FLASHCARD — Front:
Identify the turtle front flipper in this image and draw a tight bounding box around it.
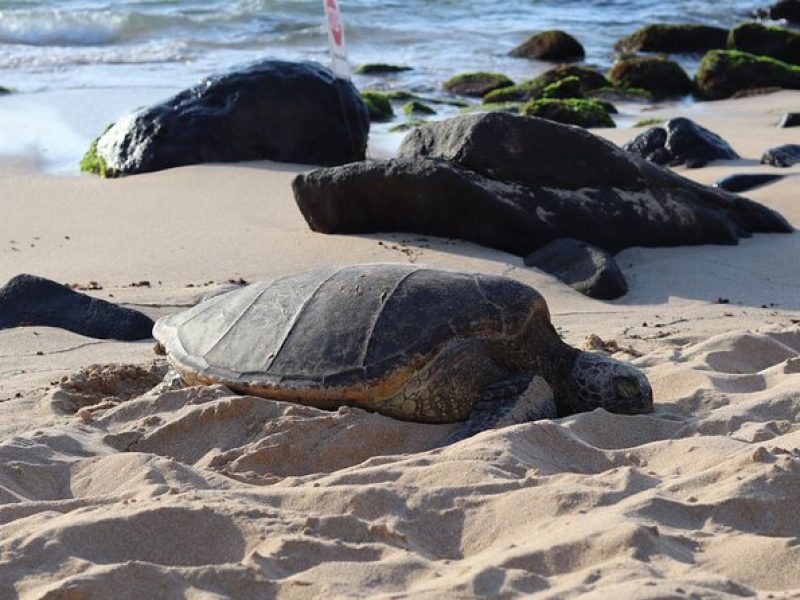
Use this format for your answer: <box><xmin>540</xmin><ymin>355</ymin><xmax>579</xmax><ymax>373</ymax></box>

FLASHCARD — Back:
<box><xmin>438</xmin><ymin>376</ymin><xmax>557</xmax><ymax>445</ymax></box>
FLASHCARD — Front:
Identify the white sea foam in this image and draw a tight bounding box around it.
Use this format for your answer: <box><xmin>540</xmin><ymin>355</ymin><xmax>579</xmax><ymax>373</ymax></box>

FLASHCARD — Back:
<box><xmin>0</xmin><ymin>10</ymin><xmax>127</xmax><ymax>46</ymax></box>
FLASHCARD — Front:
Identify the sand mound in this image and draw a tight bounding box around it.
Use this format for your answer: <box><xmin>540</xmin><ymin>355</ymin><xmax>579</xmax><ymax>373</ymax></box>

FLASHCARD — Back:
<box><xmin>1</xmin><ymin>328</ymin><xmax>799</xmax><ymax>597</ymax></box>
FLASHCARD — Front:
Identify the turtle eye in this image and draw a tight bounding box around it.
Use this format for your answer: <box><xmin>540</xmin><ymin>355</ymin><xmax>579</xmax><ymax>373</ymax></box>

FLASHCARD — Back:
<box><xmin>613</xmin><ymin>376</ymin><xmax>640</xmax><ymax>399</ymax></box>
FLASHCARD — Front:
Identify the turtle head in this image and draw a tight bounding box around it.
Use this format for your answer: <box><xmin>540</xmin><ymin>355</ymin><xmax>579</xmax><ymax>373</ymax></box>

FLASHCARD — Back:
<box><xmin>564</xmin><ymin>351</ymin><xmax>653</xmax><ymax>416</ymax></box>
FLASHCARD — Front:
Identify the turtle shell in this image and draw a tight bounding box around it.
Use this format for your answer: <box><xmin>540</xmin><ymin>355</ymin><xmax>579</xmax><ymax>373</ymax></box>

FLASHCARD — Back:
<box><xmin>153</xmin><ymin>264</ymin><xmax>549</xmax><ymax>404</ymax></box>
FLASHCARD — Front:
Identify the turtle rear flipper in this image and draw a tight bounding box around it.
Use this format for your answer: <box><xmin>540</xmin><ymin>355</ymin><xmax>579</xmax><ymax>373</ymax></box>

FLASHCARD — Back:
<box><xmin>438</xmin><ymin>376</ymin><xmax>556</xmax><ymax>445</ymax></box>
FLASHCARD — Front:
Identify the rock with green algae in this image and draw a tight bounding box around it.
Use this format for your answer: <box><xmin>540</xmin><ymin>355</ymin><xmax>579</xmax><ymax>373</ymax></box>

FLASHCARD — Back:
<box><xmin>727</xmin><ymin>22</ymin><xmax>800</xmax><ymax>66</ymax></box>
<box><xmin>587</xmin><ymin>86</ymin><xmax>653</xmax><ymax>103</ymax></box>
<box><xmin>615</xmin><ymin>24</ymin><xmax>728</xmax><ymax>53</ymax></box>
<box><xmin>402</xmin><ymin>100</ymin><xmax>436</xmax><ymax>116</ymax></box>
<box><xmin>388</xmin><ymin>119</ymin><xmax>428</xmax><ymax>133</ymax></box>
<box><xmin>442</xmin><ymin>72</ymin><xmax>514</xmax><ymax>97</ymax></box>
<box><xmin>522</xmin><ymin>98</ymin><xmax>615</xmax><ymax>128</ymax></box>
<box><xmin>541</xmin><ymin>76</ymin><xmax>584</xmax><ymax>99</ymax></box>
<box><xmin>355</xmin><ymin>63</ymin><xmax>412</xmax><ymax>74</ymax></box>
<box><xmin>361</xmin><ymin>91</ymin><xmax>395</xmax><ymax>122</ymax></box>
<box><xmin>509</xmin><ymin>30</ymin><xmax>585</xmax><ymax>61</ymax></box>
<box><xmin>607</xmin><ymin>56</ymin><xmax>693</xmax><ymax>99</ymax></box>
<box><xmin>483</xmin><ymin>65</ymin><xmax>610</xmax><ymax>104</ymax></box>
<box><xmin>695</xmin><ymin>49</ymin><xmax>800</xmax><ymax>99</ymax></box>
<box><xmin>80</xmin><ymin>124</ymin><xmax>114</xmax><ymax>177</ymax></box>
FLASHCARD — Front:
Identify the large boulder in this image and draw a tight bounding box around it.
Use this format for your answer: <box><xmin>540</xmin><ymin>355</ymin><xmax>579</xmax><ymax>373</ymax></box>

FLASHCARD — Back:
<box><xmin>752</xmin><ymin>0</ymin><xmax>800</xmax><ymax>23</ymax></box>
<box><xmin>728</xmin><ymin>23</ymin><xmax>800</xmax><ymax>65</ymax></box>
<box><xmin>615</xmin><ymin>24</ymin><xmax>729</xmax><ymax>53</ymax></box>
<box><xmin>0</xmin><ymin>274</ymin><xmax>154</xmax><ymax>340</ymax></box>
<box><xmin>607</xmin><ymin>56</ymin><xmax>693</xmax><ymax>99</ymax></box>
<box><xmin>761</xmin><ymin>144</ymin><xmax>800</xmax><ymax>167</ymax></box>
<box><xmin>509</xmin><ymin>30</ymin><xmax>585</xmax><ymax>62</ymax></box>
<box><xmin>292</xmin><ymin>113</ymin><xmax>790</xmax><ymax>256</ymax></box>
<box><xmin>623</xmin><ymin>117</ymin><xmax>739</xmax><ymax>168</ymax></box>
<box><xmin>82</xmin><ymin>60</ymin><xmax>369</xmax><ymax>177</ymax></box>
<box><xmin>695</xmin><ymin>50</ymin><xmax>800</xmax><ymax>99</ymax></box>
<box><xmin>523</xmin><ymin>239</ymin><xmax>628</xmax><ymax>300</ymax></box>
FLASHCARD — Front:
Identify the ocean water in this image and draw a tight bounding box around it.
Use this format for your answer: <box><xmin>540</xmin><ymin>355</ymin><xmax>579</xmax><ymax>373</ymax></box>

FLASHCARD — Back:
<box><xmin>0</xmin><ymin>0</ymin><xmax>779</xmax><ymax>171</ymax></box>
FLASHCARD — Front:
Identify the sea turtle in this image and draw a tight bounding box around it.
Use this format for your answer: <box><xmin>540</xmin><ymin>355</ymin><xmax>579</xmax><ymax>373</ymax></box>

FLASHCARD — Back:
<box><xmin>153</xmin><ymin>264</ymin><xmax>653</xmax><ymax>442</ymax></box>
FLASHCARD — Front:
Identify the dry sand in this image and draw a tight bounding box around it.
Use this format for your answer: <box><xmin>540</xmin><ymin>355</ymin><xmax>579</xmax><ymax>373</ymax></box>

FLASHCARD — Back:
<box><xmin>0</xmin><ymin>91</ymin><xmax>799</xmax><ymax>599</ymax></box>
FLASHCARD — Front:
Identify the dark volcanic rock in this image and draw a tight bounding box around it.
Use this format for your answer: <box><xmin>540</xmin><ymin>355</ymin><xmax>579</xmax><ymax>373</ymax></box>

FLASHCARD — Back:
<box><xmin>615</xmin><ymin>24</ymin><xmax>729</xmax><ymax>54</ymax></box>
<box><xmin>778</xmin><ymin>112</ymin><xmax>800</xmax><ymax>127</ymax></box>
<box><xmin>761</xmin><ymin>144</ymin><xmax>800</xmax><ymax>167</ymax></box>
<box><xmin>714</xmin><ymin>173</ymin><xmax>786</xmax><ymax>192</ymax></box>
<box><xmin>523</xmin><ymin>239</ymin><xmax>628</xmax><ymax>300</ymax></box>
<box><xmin>355</xmin><ymin>64</ymin><xmax>412</xmax><ymax>74</ymax></box>
<box><xmin>607</xmin><ymin>56</ymin><xmax>693</xmax><ymax>99</ymax></box>
<box><xmin>509</xmin><ymin>30</ymin><xmax>585</xmax><ymax>62</ymax></box>
<box><xmin>728</xmin><ymin>23</ymin><xmax>800</xmax><ymax>65</ymax></box>
<box><xmin>624</xmin><ymin>117</ymin><xmax>739</xmax><ymax>168</ymax></box>
<box><xmin>753</xmin><ymin>0</ymin><xmax>800</xmax><ymax>23</ymax></box>
<box><xmin>0</xmin><ymin>274</ymin><xmax>154</xmax><ymax>340</ymax></box>
<box><xmin>87</xmin><ymin>60</ymin><xmax>369</xmax><ymax>176</ymax></box>
<box><xmin>293</xmin><ymin>113</ymin><xmax>790</xmax><ymax>256</ymax></box>
<box><xmin>695</xmin><ymin>50</ymin><xmax>800</xmax><ymax>100</ymax></box>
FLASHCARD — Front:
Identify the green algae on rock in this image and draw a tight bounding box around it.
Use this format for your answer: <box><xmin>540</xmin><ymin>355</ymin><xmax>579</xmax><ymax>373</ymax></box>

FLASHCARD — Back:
<box><xmin>695</xmin><ymin>49</ymin><xmax>800</xmax><ymax>99</ymax></box>
<box><xmin>615</xmin><ymin>24</ymin><xmax>728</xmax><ymax>53</ymax></box>
<box><xmin>541</xmin><ymin>76</ymin><xmax>584</xmax><ymax>99</ymax></box>
<box><xmin>80</xmin><ymin>124</ymin><xmax>114</xmax><ymax>178</ymax></box>
<box><xmin>727</xmin><ymin>22</ymin><xmax>800</xmax><ymax>66</ymax></box>
<box><xmin>402</xmin><ymin>100</ymin><xmax>436</xmax><ymax>116</ymax></box>
<box><xmin>483</xmin><ymin>65</ymin><xmax>610</xmax><ymax>104</ymax></box>
<box><xmin>443</xmin><ymin>72</ymin><xmax>514</xmax><ymax>97</ymax></box>
<box><xmin>361</xmin><ymin>91</ymin><xmax>395</xmax><ymax>122</ymax></box>
<box><xmin>509</xmin><ymin>30</ymin><xmax>585</xmax><ymax>61</ymax></box>
<box><xmin>608</xmin><ymin>56</ymin><xmax>693</xmax><ymax>99</ymax></box>
<box><xmin>522</xmin><ymin>98</ymin><xmax>615</xmax><ymax>128</ymax></box>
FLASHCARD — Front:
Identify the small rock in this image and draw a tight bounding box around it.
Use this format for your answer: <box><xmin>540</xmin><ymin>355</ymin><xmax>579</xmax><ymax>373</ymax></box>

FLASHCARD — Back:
<box><xmin>523</xmin><ymin>238</ymin><xmax>628</xmax><ymax>299</ymax></box>
<box><xmin>761</xmin><ymin>144</ymin><xmax>800</xmax><ymax>167</ymax></box>
<box><xmin>778</xmin><ymin>112</ymin><xmax>800</xmax><ymax>127</ymax></box>
<box><xmin>607</xmin><ymin>56</ymin><xmax>693</xmax><ymax>100</ymax></box>
<box><xmin>728</xmin><ymin>22</ymin><xmax>800</xmax><ymax>66</ymax></box>
<box><xmin>509</xmin><ymin>30</ymin><xmax>585</xmax><ymax>62</ymax></box>
<box><xmin>0</xmin><ymin>274</ymin><xmax>154</xmax><ymax>340</ymax></box>
<box><xmin>615</xmin><ymin>24</ymin><xmax>728</xmax><ymax>53</ymax></box>
<box><xmin>624</xmin><ymin>117</ymin><xmax>739</xmax><ymax>168</ymax></box>
<box><xmin>714</xmin><ymin>173</ymin><xmax>785</xmax><ymax>192</ymax></box>
<box><xmin>355</xmin><ymin>63</ymin><xmax>412</xmax><ymax>74</ymax></box>
<box><xmin>442</xmin><ymin>72</ymin><xmax>514</xmax><ymax>98</ymax></box>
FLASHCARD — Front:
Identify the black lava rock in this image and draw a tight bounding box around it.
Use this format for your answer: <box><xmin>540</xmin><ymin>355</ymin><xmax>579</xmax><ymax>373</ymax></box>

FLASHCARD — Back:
<box><xmin>714</xmin><ymin>173</ymin><xmax>786</xmax><ymax>192</ymax></box>
<box><xmin>509</xmin><ymin>30</ymin><xmax>585</xmax><ymax>62</ymax></box>
<box><xmin>0</xmin><ymin>274</ymin><xmax>154</xmax><ymax>340</ymax></box>
<box><xmin>615</xmin><ymin>24</ymin><xmax>729</xmax><ymax>54</ymax></box>
<box><xmin>87</xmin><ymin>60</ymin><xmax>369</xmax><ymax>176</ymax></box>
<box><xmin>761</xmin><ymin>144</ymin><xmax>800</xmax><ymax>167</ymax></box>
<box><xmin>293</xmin><ymin>113</ymin><xmax>790</xmax><ymax>256</ymax></box>
<box><xmin>778</xmin><ymin>112</ymin><xmax>800</xmax><ymax>127</ymax></box>
<box><xmin>623</xmin><ymin>117</ymin><xmax>739</xmax><ymax>168</ymax></box>
<box><xmin>523</xmin><ymin>239</ymin><xmax>628</xmax><ymax>300</ymax></box>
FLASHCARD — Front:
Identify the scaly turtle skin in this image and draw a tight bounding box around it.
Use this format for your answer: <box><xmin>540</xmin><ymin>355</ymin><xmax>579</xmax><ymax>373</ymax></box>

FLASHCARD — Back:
<box><xmin>154</xmin><ymin>264</ymin><xmax>653</xmax><ymax>441</ymax></box>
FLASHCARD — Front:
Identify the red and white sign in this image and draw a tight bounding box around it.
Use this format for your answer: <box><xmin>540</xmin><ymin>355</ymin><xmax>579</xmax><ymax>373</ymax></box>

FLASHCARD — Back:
<box><xmin>323</xmin><ymin>0</ymin><xmax>351</xmax><ymax>79</ymax></box>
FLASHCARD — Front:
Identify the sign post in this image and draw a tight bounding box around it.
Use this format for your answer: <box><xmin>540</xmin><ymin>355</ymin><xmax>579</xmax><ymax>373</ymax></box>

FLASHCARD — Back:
<box><xmin>323</xmin><ymin>0</ymin><xmax>351</xmax><ymax>79</ymax></box>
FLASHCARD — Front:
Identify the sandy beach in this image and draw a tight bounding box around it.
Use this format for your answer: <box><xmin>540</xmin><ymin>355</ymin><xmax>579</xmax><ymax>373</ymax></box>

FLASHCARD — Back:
<box><xmin>1</xmin><ymin>89</ymin><xmax>799</xmax><ymax>598</ymax></box>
